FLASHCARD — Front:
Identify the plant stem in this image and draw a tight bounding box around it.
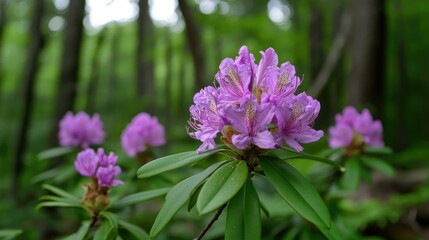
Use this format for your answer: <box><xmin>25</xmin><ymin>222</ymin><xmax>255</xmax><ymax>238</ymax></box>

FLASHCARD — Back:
<box><xmin>194</xmin><ymin>203</ymin><xmax>227</xmax><ymax>240</ymax></box>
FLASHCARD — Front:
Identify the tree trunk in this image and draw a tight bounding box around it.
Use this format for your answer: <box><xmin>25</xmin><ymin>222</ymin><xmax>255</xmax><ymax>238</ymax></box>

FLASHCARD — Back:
<box><xmin>12</xmin><ymin>0</ymin><xmax>45</xmax><ymax>200</ymax></box>
<box><xmin>107</xmin><ymin>26</ymin><xmax>120</xmax><ymax>108</ymax></box>
<box><xmin>393</xmin><ymin>0</ymin><xmax>407</xmax><ymax>149</ymax></box>
<box><xmin>309</xmin><ymin>4</ymin><xmax>324</xmax><ymax>82</ymax></box>
<box><xmin>136</xmin><ymin>0</ymin><xmax>154</xmax><ymax>98</ymax></box>
<box><xmin>51</xmin><ymin>0</ymin><xmax>86</xmax><ymax>147</ymax></box>
<box><xmin>347</xmin><ymin>0</ymin><xmax>386</xmax><ymax>109</ymax></box>
<box><xmin>86</xmin><ymin>29</ymin><xmax>107</xmax><ymax>112</ymax></box>
<box><xmin>0</xmin><ymin>0</ymin><xmax>7</xmax><ymax>92</ymax></box>
<box><xmin>178</xmin><ymin>0</ymin><xmax>208</xmax><ymax>91</ymax></box>
<box><xmin>0</xmin><ymin>0</ymin><xmax>6</xmax><ymax>48</ymax></box>
<box><xmin>164</xmin><ymin>30</ymin><xmax>173</xmax><ymax>126</ymax></box>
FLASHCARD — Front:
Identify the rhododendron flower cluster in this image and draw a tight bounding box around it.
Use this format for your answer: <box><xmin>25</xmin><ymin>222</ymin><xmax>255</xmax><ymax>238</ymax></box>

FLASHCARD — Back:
<box><xmin>121</xmin><ymin>113</ymin><xmax>166</xmax><ymax>157</ymax></box>
<box><xmin>59</xmin><ymin>111</ymin><xmax>105</xmax><ymax>148</ymax></box>
<box><xmin>75</xmin><ymin>148</ymin><xmax>123</xmax><ymax>187</ymax></box>
<box><xmin>329</xmin><ymin>106</ymin><xmax>384</xmax><ymax>149</ymax></box>
<box><xmin>188</xmin><ymin>46</ymin><xmax>323</xmax><ymax>152</ymax></box>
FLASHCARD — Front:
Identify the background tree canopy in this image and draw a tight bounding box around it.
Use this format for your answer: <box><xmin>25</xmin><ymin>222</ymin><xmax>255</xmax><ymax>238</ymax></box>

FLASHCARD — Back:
<box><xmin>0</xmin><ymin>0</ymin><xmax>428</xmax><ymax>239</ymax></box>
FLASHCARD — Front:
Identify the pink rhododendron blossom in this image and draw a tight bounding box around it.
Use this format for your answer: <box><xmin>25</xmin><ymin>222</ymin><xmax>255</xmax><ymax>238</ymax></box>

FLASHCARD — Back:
<box><xmin>329</xmin><ymin>106</ymin><xmax>384</xmax><ymax>149</ymax></box>
<box><xmin>74</xmin><ymin>148</ymin><xmax>98</xmax><ymax>177</ymax></box>
<box><xmin>121</xmin><ymin>113</ymin><xmax>166</xmax><ymax>157</ymax></box>
<box><xmin>59</xmin><ymin>112</ymin><xmax>105</xmax><ymax>148</ymax></box>
<box><xmin>74</xmin><ymin>148</ymin><xmax>123</xmax><ymax>188</ymax></box>
<box><xmin>188</xmin><ymin>46</ymin><xmax>323</xmax><ymax>152</ymax></box>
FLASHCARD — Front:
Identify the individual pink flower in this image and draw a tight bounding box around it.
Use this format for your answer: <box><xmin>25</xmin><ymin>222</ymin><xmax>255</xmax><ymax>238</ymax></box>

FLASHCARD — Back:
<box><xmin>121</xmin><ymin>113</ymin><xmax>166</xmax><ymax>157</ymax></box>
<box><xmin>96</xmin><ymin>164</ymin><xmax>123</xmax><ymax>187</ymax></box>
<box><xmin>74</xmin><ymin>148</ymin><xmax>98</xmax><ymax>177</ymax></box>
<box><xmin>275</xmin><ymin>93</ymin><xmax>324</xmax><ymax>152</ymax></box>
<box><xmin>224</xmin><ymin>94</ymin><xmax>276</xmax><ymax>149</ymax></box>
<box><xmin>59</xmin><ymin>112</ymin><xmax>105</xmax><ymax>148</ymax></box>
<box><xmin>329</xmin><ymin>106</ymin><xmax>384</xmax><ymax>149</ymax></box>
<box><xmin>188</xmin><ymin>87</ymin><xmax>225</xmax><ymax>152</ymax></box>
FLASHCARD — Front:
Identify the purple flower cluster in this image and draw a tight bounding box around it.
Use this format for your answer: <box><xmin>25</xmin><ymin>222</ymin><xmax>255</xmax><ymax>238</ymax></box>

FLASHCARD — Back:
<box><xmin>329</xmin><ymin>106</ymin><xmax>384</xmax><ymax>149</ymax></box>
<box><xmin>121</xmin><ymin>113</ymin><xmax>166</xmax><ymax>157</ymax></box>
<box><xmin>59</xmin><ymin>112</ymin><xmax>105</xmax><ymax>149</ymax></box>
<box><xmin>75</xmin><ymin>148</ymin><xmax>123</xmax><ymax>187</ymax></box>
<box><xmin>188</xmin><ymin>46</ymin><xmax>323</xmax><ymax>152</ymax></box>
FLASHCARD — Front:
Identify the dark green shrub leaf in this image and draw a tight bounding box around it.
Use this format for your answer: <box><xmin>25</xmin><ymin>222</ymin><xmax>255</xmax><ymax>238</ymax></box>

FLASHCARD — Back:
<box><xmin>150</xmin><ymin>161</ymin><xmax>226</xmax><ymax>238</ymax></box>
<box><xmin>362</xmin><ymin>156</ymin><xmax>395</xmax><ymax>177</ymax></box>
<box><xmin>37</xmin><ymin>147</ymin><xmax>74</xmax><ymax>160</ymax></box>
<box><xmin>225</xmin><ymin>179</ymin><xmax>261</xmax><ymax>240</ymax></box>
<box><xmin>118</xmin><ymin>220</ymin><xmax>150</xmax><ymax>240</ymax></box>
<box><xmin>137</xmin><ymin>149</ymin><xmax>224</xmax><ymax>178</ymax></box>
<box><xmin>62</xmin><ymin>221</ymin><xmax>91</xmax><ymax>240</ymax></box>
<box><xmin>280</xmin><ymin>147</ymin><xmax>344</xmax><ymax>171</ymax></box>
<box><xmin>341</xmin><ymin>158</ymin><xmax>361</xmax><ymax>191</ymax></box>
<box><xmin>109</xmin><ymin>188</ymin><xmax>170</xmax><ymax>209</ymax></box>
<box><xmin>259</xmin><ymin>155</ymin><xmax>331</xmax><ymax>228</ymax></box>
<box><xmin>197</xmin><ymin>160</ymin><xmax>248</xmax><ymax>215</ymax></box>
<box><xmin>42</xmin><ymin>184</ymin><xmax>80</xmax><ymax>202</ymax></box>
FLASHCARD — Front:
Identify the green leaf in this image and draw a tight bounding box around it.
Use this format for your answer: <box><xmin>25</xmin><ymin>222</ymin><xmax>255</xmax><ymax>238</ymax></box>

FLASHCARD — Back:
<box><xmin>0</xmin><ymin>229</ymin><xmax>23</xmax><ymax>240</ymax></box>
<box><xmin>137</xmin><ymin>149</ymin><xmax>224</xmax><ymax>178</ymax></box>
<box><xmin>188</xmin><ymin>182</ymin><xmax>204</xmax><ymax>211</ymax></box>
<box><xmin>37</xmin><ymin>147</ymin><xmax>74</xmax><ymax>160</ymax></box>
<box><xmin>280</xmin><ymin>147</ymin><xmax>345</xmax><ymax>171</ymax></box>
<box><xmin>42</xmin><ymin>184</ymin><xmax>80</xmax><ymax>202</ymax></box>
<box><xmin>62</xmin><ymin>220</ymin><xmax>91</xmax><ymax>240</ymax></box>
<box><xmin>197</xmin><ymin>160</ymin><xmax>248</xmax><ymax>215</ymax></box>
<box><xmin>109</xmin><ymin>188</ymin><xmax>170</xmax><ymax>209</ymax></box>
<box><xmin>118</xmin><ymin>220</ymin><xmax>150</xmax><ymax>240</ymax></box>
<box><xmin>39</xmin><ymin>195</ymin><xmax>80</xmax><ymax>205</ymax></box>
<box><xmin>318</xmin><ymin>222</ymin><xmax>344</xmax><ymax>240</ymax></box>
<box><xmin>101</xmin><ymin>212</ymin><xmax>119</xmax><ymax>229</ymax></box>
<box><xmin>259</xmin><ymin>155</ymin><xmax>331</xmax><ymax>228</ymax></box>
<box><xmin>341</xmin><ymin>158</ymin><xmax>361</xmax><ymax>191</ymax></box>
<box><xmin>150</xmin><ymin>161</ymin><xmax>227</xmax><ymax>238</ymax></box>
<box><xmin>36</xmin><ymin>201</ymin><xmax>82</xmax><ymax>210</ymax></box>
<box><xmin>364</xmin><ymin>147</ymin><xmax>393</xmax><ymax>155</ymax></box>
<box><xmin>361</xmin><ymin>156</ymin><xmax>395</xmax><ymax>177</ymax></box>
<box><xmin>225</xmin><ymin>180</ymin><xmax>261</xmax><ymax>240</ymax></box>
<box><xmin>94</xmin><ymin>219</ymin><xmax>117</xmax><ymax>240</ymax></box>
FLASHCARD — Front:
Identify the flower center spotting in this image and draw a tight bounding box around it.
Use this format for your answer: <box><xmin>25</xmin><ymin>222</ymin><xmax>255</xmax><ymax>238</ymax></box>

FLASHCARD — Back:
<box><xmin>224</xmin><ymin>67</ymin><xmax>243</xmax><ymax>91</ymax></box>
<box><xmin>244</xmin><ymin>101</ymin><xmax>256</xmax><ymax>134</ymax></box>
<box><xmin>209</xmin><ymin>94</ymin><xmax>217</xmax><ymax>113</ymax></box>
<box><xmin>291</xmin><ymin>102</ymin><xmax>303</xmax><ymax>122</ymax></box>
<box><xmin>277</xmin><ymin>70</ymin><xmax>290</xmax><ymax>93</ymax></box>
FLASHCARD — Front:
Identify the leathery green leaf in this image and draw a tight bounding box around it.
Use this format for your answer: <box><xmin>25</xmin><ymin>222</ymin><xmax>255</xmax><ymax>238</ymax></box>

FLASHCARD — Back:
<box><xmin>150</xmin><ymin>161</ymin><xmax>227</xmax><ymax>238</ymax></box>
<box><xmin>118</xmin><ymin>220</ymin><xmax>150</xmax><ymax>240</ymax></box>
<box><xmin>341</xmin><ymin>157</ymin><xmax>361</xmax><ymax>191</ymax></box>
<box><xmin>137</xmin><ymin>149</ymin><xmax>223</xmax><ymax>178</ymax></box>
<box><xmin>226</xmin><ymin>179</ymin><xmax>261</xmax><ymax>240</ymax></box>
<box><xmin>259</xmin><ymin>155</ymin><xmax>331</xmax><ymax>228</ymax></box>
<box><xmin>197</xmin><ymin>160</ymin><xmax>248</xmax><ymax>215</ymax></box>
<box><xmin>361</xmin><ymin>156</ymin><xmax>395</xmax><ymax>177</ymax></box>
<box><xmin>109</xmin><ymin>188</ymin><xmax>169</xmax><ymax>209</ymax></box>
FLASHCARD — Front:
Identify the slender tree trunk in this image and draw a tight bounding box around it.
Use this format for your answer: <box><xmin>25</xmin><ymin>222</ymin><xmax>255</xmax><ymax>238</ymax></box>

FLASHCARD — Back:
<box><xmin>309</xmin><ymin>4</ymin><xmax>324</xmax><ymax>82</ymax></box>
<box><xmin>51</xmin><ymin>0</ymin><xmax>86</xmax><ymax>147</ymax></box>
<box><xmin>12</xmin><ymin>0</ymin><xmax>45</xmax><ymax>200</ymax></box>
<box><xmin>0</xmin><ymin>0</ymin><xmax>6</xmax><ymax>48</ymax></box>
<box><xmin>347</xmin><ymin>0</ymin><xmax>386</xmax><ymax>109</ymax></box>
<box><xmin>107</xmin><ymin>26</ymin><xmax>120</xmax><ymax>108</ymax></box>
<box><xmin>393</xmin><ymin>0</ymin><xmax>407</xmax><ymax>148</ymax></box>
<box><xmin>0</xmin><ymin>0</ymin><xmax>8</xmax><ymax>92</ymax></box>
<box><xmin>164</xmin><ymin>30</ymin><xmax>173</xmax><ymax>126</ymax></box>
<box><xmin>86</xmin><ymin>29</ymin><xmax>107</xmax><ymax>112</ymax></box>
<box><xmin>136</xmin><ymin>0</ymin><xmax>154</xmax><ymax>98</ymax></box>
<box><xmin>178</xmin><ymin>0</ymin><xmax>208</xmax><ymax>91</ymax></box>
